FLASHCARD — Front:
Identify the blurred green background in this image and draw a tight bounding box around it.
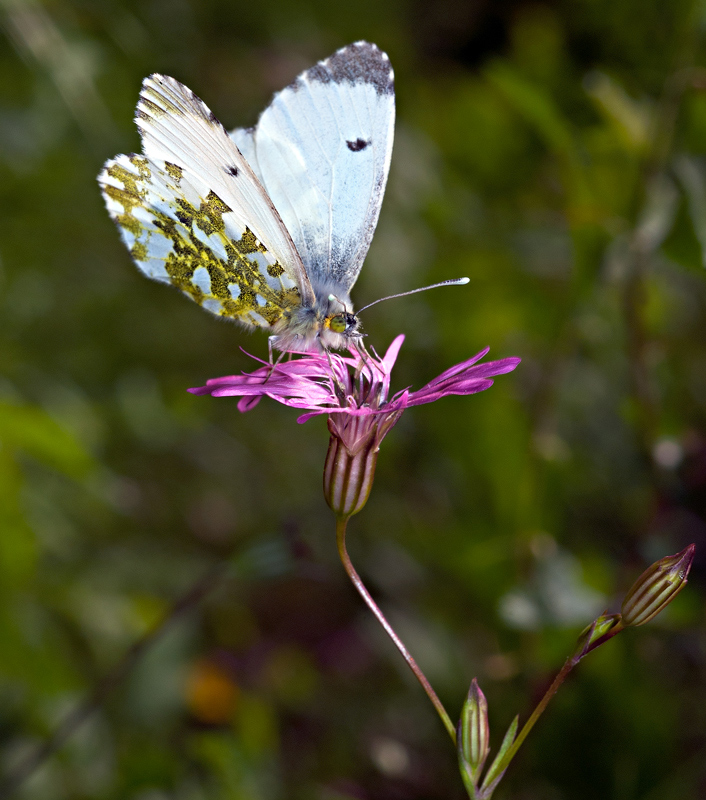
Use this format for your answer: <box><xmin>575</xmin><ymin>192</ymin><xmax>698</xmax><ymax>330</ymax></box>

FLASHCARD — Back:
<box><xmin>2</xmin><ymin>0</ymin><xmax>706</xmax><ymax>798</ymax></box>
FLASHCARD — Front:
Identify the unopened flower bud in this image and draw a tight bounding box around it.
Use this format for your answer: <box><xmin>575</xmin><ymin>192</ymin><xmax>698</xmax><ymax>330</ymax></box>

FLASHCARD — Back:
<box><xmin>574</xmin><ymin>613</ymin><xmax>623</xmax><ymax>657</ymax></box>
<box><xmin>458</xmin><ymin>678</ymin><xmax>490</xmax><ymax>779</ymax></box>
<box><xmin>621</xmin><ymin>544</ymin><xmax>695</xmax><ymax>627</ymax></box>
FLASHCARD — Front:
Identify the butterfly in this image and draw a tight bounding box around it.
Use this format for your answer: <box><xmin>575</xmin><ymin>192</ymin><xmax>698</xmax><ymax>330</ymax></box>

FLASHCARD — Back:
<box><xmin>98</xmin><ymin>41</ymin><xmax>395</xmax><ymax>353</ymax></box>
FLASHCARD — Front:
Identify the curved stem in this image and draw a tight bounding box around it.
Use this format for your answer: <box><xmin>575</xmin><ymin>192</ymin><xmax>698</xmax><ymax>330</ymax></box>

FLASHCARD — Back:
<box><xmin>485</xmin><ymin>657</ymin><xmax>574</xmax><ymax>787</ymax></box>
<box><xmin>336</xmin><ymin>516</ymin><xmax>457</xmax><ymax>743</ymax></box>
<box><xmin>481</xmin><ymin>629</ymin><xmax>614</xmax><ymax>794</ymax></box>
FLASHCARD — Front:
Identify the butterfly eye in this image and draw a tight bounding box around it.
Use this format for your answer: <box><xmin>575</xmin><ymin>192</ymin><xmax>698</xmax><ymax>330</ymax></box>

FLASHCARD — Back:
<box><xmin>329</xmin><ymin>314</ymin><xmax>348</xmax><ymax>334</ymax></box>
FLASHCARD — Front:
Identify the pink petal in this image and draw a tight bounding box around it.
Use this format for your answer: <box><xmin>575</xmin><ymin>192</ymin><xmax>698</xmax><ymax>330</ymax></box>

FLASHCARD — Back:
<box><xmin>381</xmin><ymin>335</ymin><xmax>405</xmax><ymax>373</ymax></box>
<box><xmin>238</xmin><ymin>396</ymin><xmax>262</xmax><ymax>412</ymax></box>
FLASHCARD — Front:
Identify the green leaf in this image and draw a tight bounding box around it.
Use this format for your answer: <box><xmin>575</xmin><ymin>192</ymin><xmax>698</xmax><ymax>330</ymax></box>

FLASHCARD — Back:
<box><xmin>0</xmin><ymin>449</ymin><xmax>36</xmax><ymax>585</ymax></box>
<box><xmin>584</xmin><ymin>71</ymin><xmax>653</xmax><ymax>154</ymax></box>
<box><xmin>486</xmin><ymin>61</ymin><xmax>574</xmax><ymax>156</ymax></box>
<box><xmin>674</xmin><ymin>155</ymin><xmax>706</xmax><ymax>267</ymax></box>
<box><xmin>480</xmin><ymin>715</ymin><xmax>518</xmax><ymax>794</ymax></box>
<box><xmin>0</xmin><ymin>400</ymin><xmax>94</xmax><ymax>477</ymax></box>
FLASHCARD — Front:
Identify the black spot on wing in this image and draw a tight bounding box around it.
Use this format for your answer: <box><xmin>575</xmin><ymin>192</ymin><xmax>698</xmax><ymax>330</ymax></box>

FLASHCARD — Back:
<box><xmin>299</xmin><ymin>41</ymin><xmax>394</xmax><ymax>96</ymax></box>
<box><xmin>346</xmin><ymin>138</ymin><xmax>370</xmax><ymax>152</ymax></box>
<box><xmin>225</xmin><ymin>166</ymin><xmax>239</xmax><ymax>177</ymax></box>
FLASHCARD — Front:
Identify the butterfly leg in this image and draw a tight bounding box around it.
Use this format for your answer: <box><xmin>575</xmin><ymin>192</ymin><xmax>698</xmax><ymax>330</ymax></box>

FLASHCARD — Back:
<box><xmin>352</xmin><ymin>339</ymin><xmax>379</xmax><ymax>404</ymax></box>
<box><xmin>263</xmin><ymin>337</ymin><xmax>289</xmax><ymax>383</ymax></box>
<box><xmin>267</xmin><ymin>335</ymin><xmax>278</xmax><ymax>366</ymax></box>
<box><xmin>320</xmin><ymin>344</ymin><xmax>351</xmax><ymax>405</ymax></box>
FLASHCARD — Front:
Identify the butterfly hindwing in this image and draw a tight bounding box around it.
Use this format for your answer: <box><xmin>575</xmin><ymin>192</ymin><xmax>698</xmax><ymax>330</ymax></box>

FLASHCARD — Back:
<box><xmin>99</xmin><ymin>151</ymin><xmax>306</xmax><ymax>328</ymax></box>
<box><xmin>230</xmin><ymin>42</ymin><xmax>395</xmax><ymax>297</ymax></box>
<box><xmin>99</xmin><ymin>73</ymin><xmax>318</xmax><ymax>328</ymax></box>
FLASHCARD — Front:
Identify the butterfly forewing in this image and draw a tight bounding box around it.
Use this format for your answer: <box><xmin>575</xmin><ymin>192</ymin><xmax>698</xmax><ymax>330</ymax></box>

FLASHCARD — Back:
<box><xmin>230</xmin><ymin>42</ymin><xmax>395</xmax><ymax>296</ymax></box>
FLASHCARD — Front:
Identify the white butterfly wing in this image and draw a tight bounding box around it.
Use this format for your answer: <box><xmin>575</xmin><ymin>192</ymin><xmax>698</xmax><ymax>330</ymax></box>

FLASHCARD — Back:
<box><xmin>230</xmin><ymin>41</ymin><xmax>395</xmax><ymax>298</ymax></box>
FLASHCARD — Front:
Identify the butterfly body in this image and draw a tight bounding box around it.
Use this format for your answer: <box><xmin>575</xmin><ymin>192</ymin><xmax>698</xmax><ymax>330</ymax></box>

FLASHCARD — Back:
<box><xmin>99</xmin><ymin>42</ymin><xmax>394</xmax><ymax>352</ymax></box>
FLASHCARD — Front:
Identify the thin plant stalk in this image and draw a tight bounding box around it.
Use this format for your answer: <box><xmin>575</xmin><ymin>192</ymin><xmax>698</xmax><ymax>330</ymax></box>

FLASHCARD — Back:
<box><xmin>482</xmin><ymin>624</ymin><xmax>619</xmax><ymax>789</ymax></box>
<box><xmin>335</xmin><ymin>517</ymin><xmax>457</xmax><ymax>743</ymax></box>
<box><xmin>484</xmin><ymin>657</ymin><xmax>575</xmax><ymax>784</ymax></box>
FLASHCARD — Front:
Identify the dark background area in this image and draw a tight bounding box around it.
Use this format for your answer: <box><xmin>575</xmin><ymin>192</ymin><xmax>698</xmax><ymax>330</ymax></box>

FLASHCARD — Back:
<box><xmin>2</xmin><ymin>0</ymin><xmax>706</xmax><ymax>798</ymax></box>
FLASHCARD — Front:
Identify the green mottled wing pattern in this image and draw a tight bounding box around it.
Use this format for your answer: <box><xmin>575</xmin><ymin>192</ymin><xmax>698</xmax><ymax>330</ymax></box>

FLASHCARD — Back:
<box><xmin>99</xmin><ymin>153</ymin><xmax>301</xmax><ymax>327</ymax></box>
<box><xmin>98</xmin><ymin>74</ymin><xmax>315</xmax><ymax>329</ymax></box>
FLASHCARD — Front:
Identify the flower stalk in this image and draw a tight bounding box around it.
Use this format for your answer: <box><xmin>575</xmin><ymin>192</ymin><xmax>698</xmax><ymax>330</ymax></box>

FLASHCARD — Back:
<box><xmin>464</xmin><ymin>544</ymin><xmax>695</xmax><ymax>798</ymax></box>
<box><xmin>335</xmin><ymin>516</ymin><xmax>457</xmax><ymax>743</ymax></box>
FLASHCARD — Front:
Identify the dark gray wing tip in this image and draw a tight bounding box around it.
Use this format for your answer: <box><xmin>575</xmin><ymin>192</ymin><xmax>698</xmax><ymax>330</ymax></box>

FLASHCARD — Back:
<box><xmin>303</xmin><ymin>41</ymin><xmax>394</xmax><ymax>96</ymax></box>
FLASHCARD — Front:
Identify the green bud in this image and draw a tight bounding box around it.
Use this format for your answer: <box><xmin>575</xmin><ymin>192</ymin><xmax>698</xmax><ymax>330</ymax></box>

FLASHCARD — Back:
<box><xmin>574</xmin><ymin>613</ymin><xmax>623</xmax><ymax>657</ymax></box>
<box><xmin>621</xmin><ymin>544</ymin><xmax>695</xmax><ymax>627</ymax></box>
<box><xmin>458</xmin><ymin>678</ymin><xmax>490</xmax><ymax>780</ymax></box>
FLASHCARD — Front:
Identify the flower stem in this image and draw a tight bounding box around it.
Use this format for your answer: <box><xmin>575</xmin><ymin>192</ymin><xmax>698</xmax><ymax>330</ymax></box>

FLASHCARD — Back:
<box><xmin>335</xmin><ymin>517</ymin><xmax>457</xmax><ymax>743</ymax></box>
<box><xmin>481</xmin><ymin>656</ymin><xmax>576</xmax><ymax>788</ymax></box>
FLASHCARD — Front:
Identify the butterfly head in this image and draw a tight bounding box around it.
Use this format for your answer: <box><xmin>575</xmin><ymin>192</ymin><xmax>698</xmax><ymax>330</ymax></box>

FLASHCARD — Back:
<box><xmin>327</xmin><ymin>311</ymin><xmax>359</xmax><ymax>335</ymax></box>
<box><xmin>320</xmin><ymin>292</ymin><xmax>361</xmax><ymax>348</ymax></box>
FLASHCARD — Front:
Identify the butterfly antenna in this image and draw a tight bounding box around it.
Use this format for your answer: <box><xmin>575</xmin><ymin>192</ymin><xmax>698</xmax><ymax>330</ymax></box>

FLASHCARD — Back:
<box><xmin>356</xmin><ymin>277</ymin><xmax>470</xmax><ymax>315</ymax></box>
<box><xmin>327</xmin><ymin>293</ymin><xmax>350</xmax><ymax>312</ymax></box>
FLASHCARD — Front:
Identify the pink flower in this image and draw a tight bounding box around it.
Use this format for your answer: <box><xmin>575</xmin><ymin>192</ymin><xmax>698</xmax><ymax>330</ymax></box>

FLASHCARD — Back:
<box><xmin>189</xmin><ymin>337</ymin><xmax>520</xmax><ymax>518</ymax></box>
<box><xmin>189</xmin><ymin>335</ymin><xmax>519</xmax><ymax>419</ymax></box>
